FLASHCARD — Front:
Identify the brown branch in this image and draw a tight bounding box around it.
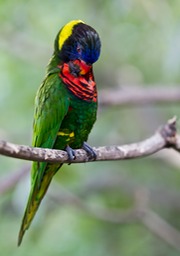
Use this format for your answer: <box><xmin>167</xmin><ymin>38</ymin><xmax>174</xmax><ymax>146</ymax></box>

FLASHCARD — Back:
<box><xmin>0</xmin><ymin>117</ymin><xmax>179</xmax><ymax>164</ymax></box>
<box><xmin>99</xmin><ymin>86</ymin><xmax>180</xmax><ymax>107</ymax></box>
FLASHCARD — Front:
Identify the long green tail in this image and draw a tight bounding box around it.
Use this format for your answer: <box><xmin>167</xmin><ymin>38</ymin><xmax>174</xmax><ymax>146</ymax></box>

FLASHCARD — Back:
<box><xmin>18</xmin><ymin>163</ymin><xmax>62</xmax><ymax>246</ymax></box>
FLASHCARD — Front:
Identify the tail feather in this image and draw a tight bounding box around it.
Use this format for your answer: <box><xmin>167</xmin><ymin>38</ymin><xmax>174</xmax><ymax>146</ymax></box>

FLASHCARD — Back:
<box><xmin>18</xmin><ymin>163</ymin><xmax>62</xmax><ymax>246</ymax></box>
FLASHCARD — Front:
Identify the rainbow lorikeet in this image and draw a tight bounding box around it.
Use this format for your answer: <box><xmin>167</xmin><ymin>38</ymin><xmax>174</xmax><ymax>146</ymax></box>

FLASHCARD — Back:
<box><xmin>18</xmin><ymin>20</ymin><xmax>101</xmax><ymax>245</ymax></box>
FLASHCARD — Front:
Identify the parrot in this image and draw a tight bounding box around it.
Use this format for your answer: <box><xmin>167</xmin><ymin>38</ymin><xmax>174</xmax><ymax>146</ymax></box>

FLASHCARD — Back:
<box><xmin>18</xmin><ymin>19</ymin><xmax>101</xmax><ymax>246</ymax></box>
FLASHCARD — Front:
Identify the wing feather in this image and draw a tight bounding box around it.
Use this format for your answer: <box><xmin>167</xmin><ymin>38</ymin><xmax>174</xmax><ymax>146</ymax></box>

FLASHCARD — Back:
<box><xmin>31</xmin><ymin>72</ymin><xmax>69</xmax><ymax>186</ymax></box>
<box><xmin>18</xmin><ymin>73</ymin><xmax>69</xmax><ymax>246</ymax></box>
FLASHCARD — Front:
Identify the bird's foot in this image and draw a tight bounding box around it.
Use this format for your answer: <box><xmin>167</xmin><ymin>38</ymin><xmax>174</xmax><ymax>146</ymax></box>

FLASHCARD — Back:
<box><xmin>82</xmin><ymin>142</ymin><xmax>97</xmax><ymax>160</ymax></box>
<box><xmin>65</xmin><ymin>145</ymin><xmax>76</xmax><ymax>164</ymax></box>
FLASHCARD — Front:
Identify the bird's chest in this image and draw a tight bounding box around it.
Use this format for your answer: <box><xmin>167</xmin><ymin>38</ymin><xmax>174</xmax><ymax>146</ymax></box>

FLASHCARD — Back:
<box><xmin>56</xmin><ymin>97</ymin><xmax>97</xmax><ymax>149</ymax></box>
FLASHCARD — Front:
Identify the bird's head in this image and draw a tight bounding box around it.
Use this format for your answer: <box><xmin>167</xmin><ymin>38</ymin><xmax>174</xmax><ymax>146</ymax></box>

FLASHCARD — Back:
<box><xmin>55</xmin><ymin>20</ymin><xmax>101</xmax><ymax>65</ymax></box>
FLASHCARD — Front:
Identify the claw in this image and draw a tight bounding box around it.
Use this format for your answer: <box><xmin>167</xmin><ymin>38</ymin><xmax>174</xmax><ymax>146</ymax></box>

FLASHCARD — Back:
<box><xmin>65</xmin><ymin>145</ymin><xmax>76</xmax><ymax>164</ymax></box>
<box><xmin>82</xmin><ymin>142</ymin><xmax>96</xmax><ymax>160</ymax></box>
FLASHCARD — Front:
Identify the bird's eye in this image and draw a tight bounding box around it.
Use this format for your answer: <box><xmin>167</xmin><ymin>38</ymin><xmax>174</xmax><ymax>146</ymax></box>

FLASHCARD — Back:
<box><xmin>77</xmin><ymin>46</ymin><xmax>81</xmax><ymax>53</ymax></box>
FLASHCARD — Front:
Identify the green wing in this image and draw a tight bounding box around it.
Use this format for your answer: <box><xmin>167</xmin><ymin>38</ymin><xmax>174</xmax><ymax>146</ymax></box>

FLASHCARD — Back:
<box><xmin>33</xmin><ymin>75</ymin><xmax>68</xmax><ymax>149</ymax></box>
<box><xmin>18</xmin><ymin>73</ymin><xmax>69</xmax><ymax>246</ymax></box>
<box><xmin>32</xmin><ymin>72</ymin><xmax>69</xmax><ymax>184</ymax></box>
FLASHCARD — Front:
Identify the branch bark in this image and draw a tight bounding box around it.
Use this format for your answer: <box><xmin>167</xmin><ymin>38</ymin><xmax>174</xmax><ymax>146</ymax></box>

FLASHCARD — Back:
<box><xmin>99</xmin><ymin>86</ymin><xmax>180</xmax><ymax>107</ymax></box>
<box><xmin>0</xmin><ymin>117</ymin><xmax>179</xmax><ymax>164</ymax></box>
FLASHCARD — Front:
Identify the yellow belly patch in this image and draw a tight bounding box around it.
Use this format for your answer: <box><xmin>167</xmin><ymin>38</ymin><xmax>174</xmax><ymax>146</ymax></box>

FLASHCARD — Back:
<box><xmin>57</xmin><ymin>131</ymin><xmax>75</xmax><ymax>142</ymax></box>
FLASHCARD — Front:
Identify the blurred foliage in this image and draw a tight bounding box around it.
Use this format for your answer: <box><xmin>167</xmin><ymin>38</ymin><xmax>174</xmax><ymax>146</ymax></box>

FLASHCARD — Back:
<box><xmin>1</xmin><ymin>0</ymin><xmax>180</xmax><ymax>255</ymax></box>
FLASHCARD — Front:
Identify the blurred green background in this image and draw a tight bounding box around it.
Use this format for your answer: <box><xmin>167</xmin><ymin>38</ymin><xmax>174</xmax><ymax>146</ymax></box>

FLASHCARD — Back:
<box><xmin>1</xmin><ymin>0</ymin><xmax>180</xmax><ymax>255</ymax></box>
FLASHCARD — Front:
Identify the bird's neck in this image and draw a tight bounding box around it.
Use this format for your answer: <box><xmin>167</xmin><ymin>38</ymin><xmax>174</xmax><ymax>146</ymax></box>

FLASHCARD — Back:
<box><xmin>46</xmin><ymin>53</ymin><xmax>62</xmax><ymax>75</ymax></box>
<box><xmin>59</xmin><ymin>60</ymin><xmax>97</xmax><ymax>103</ymax></box>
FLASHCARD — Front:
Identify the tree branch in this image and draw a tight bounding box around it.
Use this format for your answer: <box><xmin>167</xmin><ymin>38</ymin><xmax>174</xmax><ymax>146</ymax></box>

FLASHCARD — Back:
<box><xmin>99</xmin><ymin>86</ymin><xmax>180</xmax><ymax>107</ymax></box>
<box><xmin>0</xmin><ymin>117</ymin><xmax>179</xmax><ymax>163</ymax></box>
